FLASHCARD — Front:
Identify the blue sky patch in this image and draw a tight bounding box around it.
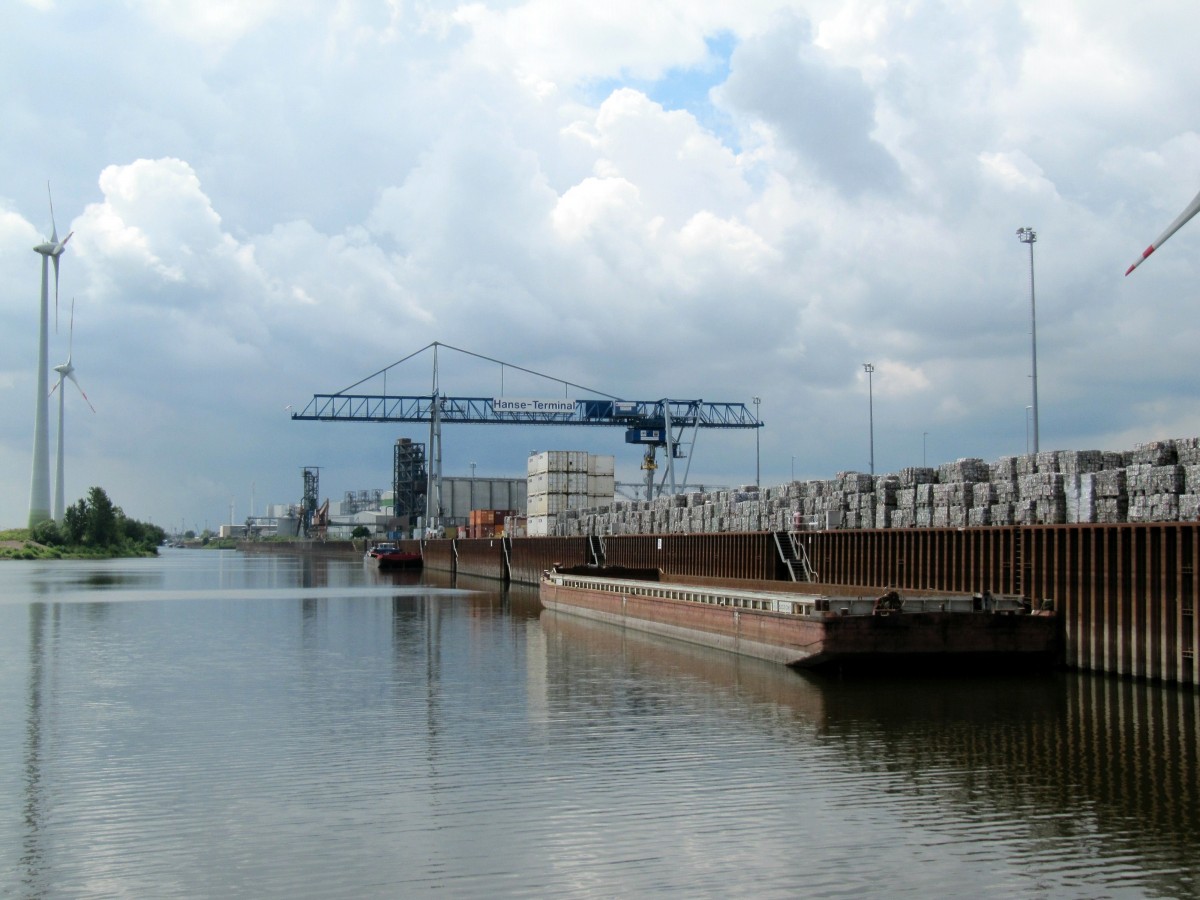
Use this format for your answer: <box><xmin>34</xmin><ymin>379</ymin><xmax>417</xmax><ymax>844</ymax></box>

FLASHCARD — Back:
<box><xmin>583</xmin><ymin>31</ymin><xmax>738</xmax><ymax>146</ymax></box>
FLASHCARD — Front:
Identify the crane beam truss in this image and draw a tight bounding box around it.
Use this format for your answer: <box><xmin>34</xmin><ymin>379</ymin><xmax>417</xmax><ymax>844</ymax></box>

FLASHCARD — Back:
<box><xmin>291</xmin><ymin>395</ymin><xmax>759</xmax><ymax>429</ymax></box>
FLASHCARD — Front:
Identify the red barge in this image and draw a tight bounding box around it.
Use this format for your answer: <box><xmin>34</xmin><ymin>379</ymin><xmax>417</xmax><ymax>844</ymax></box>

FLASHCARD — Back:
<box><xmin>539</xmin><ymin>565</ymin><xmax>1060</xmax><ymax>671</ymax></box>
<box><xmin>365</xmin><ymin>542</ymin><xmax>423</xmax><ymax>570</ymax></box>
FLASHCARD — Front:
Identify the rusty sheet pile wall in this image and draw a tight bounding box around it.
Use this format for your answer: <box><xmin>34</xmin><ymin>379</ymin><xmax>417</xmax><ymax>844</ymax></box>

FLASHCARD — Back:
<box><xmin>602</xmin><ymin>533</ymin><xmax>777</xmax><ymax>581</ymax></box>
<box><xmin>801</xmin><ymin>523</ymin><xmax>1198</xmax><ymax>687</ymax></box>
<box><xmin>453</xmin><ymin>537</ymin><xmax>507</xmax><ymax>580</ymax></box>
<box><xmin>437</xmin><ymin>521</ymin><xmax>1199</xmax><ymax>687</ymax></box>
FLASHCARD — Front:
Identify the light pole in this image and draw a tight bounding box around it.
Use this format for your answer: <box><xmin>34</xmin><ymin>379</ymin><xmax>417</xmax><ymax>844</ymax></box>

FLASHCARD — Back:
<box><xmin>923</xmin><ymin>432</ymin><xmax>928</xmax><ymax>467</ymax></box>
<box><xmin>1025</xmin><ymin>407</ymin><xmax>1032</xmax><ymax>455</ymax></box>
<box><xmin>469</xmin><ymin>461</ymin><xmax>476</xmax><ymax>510</ymax></box>
<box><xmin>791</xmin><ymin>455</ymin><xmax>795</xmax><ymax>482</ymax></box>
<box><xmin>863</xmin><ymin>363</ymin><xmax>875</xmax><ymax>476</ymax></box>
<box><xmin>1016</xmin><ymin>227</ymin><xmax>1039</xmax><ymax>453</ymax></box>
<box><xmin>752</xmin><ymin>396</ymin><xmax>761</xmax><ymax>487</ymax></box>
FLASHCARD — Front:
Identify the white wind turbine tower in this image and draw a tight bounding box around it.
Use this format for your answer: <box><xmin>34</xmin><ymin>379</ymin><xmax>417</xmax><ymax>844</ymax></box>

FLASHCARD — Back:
<box><xmin>51</xmin><ymin>299</ymin><xmax>95</xmax><ymax>523</ymax></box>
<box><xmin>29</xmin><ymin>185</ymin><xmax>73</xmax><ymax>527</ymax></box>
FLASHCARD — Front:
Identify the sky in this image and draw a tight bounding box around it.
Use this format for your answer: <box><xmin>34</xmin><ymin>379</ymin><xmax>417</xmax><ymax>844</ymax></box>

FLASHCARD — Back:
<box><xmin>4</xmin><ymin>0</ymin><xmax>1200</xmax><ymax>533</ymax></box>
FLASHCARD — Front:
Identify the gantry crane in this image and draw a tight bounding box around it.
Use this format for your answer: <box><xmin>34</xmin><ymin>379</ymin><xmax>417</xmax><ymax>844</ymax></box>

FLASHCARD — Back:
<box><xmin>290</xmin><ymin>343</ymin><xmax>761</xmax><ymax>529</ymax></box>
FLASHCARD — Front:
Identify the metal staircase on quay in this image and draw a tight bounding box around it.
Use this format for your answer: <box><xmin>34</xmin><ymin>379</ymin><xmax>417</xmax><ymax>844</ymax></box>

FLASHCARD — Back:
<box><xmin>774</xmin><ymin>531</ymin><xmax>817</xmax><ymax>582</ymax></box>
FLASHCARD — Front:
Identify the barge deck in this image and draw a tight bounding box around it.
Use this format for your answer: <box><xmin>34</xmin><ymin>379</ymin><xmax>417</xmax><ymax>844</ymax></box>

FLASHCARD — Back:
<box><xmin>539</xmin><ymin>565</ymin><xmax>1060</xmax><ymax>671</ymax></box>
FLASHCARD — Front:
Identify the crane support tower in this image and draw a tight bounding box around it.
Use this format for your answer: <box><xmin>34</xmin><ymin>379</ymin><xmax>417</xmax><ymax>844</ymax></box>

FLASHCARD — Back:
<box><xmin>290</xmin><ymin>342</ymin><xmax>761</xmax><ymax>529</ymax></box>
<box><xmin>393</xmin><ymin>438</ymin><xmax>428</xmax><ymax>529</ymax></box>
<box><xmin>300</xmin><ymin>467</ymin><xmax>320</xmax><ymax>537</ymax></box>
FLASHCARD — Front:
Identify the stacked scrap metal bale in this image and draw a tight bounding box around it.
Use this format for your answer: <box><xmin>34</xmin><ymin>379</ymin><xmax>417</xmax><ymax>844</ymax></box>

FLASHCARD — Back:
<box><xmin>547</xmin><ymin>436</ymin><xmax>1200</xmax><ymax>537</ymax></box>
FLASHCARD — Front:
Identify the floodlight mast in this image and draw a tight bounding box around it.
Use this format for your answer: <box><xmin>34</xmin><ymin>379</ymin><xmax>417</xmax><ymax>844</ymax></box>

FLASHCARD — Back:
<box><xmin>1016</xmin><ymin>227</ymin><xmax>1039</xmax><ymax>453</ymax></box>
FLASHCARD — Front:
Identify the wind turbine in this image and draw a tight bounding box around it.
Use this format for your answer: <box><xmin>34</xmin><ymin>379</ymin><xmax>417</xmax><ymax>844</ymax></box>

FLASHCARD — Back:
<box><xmin>1125</xmin><ymin>187</ymin><xmax>1200</xmax><ymax>275</ymax></box>
<box><xmin>51</xmin><ymin>299</ymin><xmax>95</xmax><ymax>524</ymax></box>
<box><xmin>28</xmin><ymin>185</ymin><xmax>74</xmax><ymax>527</ymax></box>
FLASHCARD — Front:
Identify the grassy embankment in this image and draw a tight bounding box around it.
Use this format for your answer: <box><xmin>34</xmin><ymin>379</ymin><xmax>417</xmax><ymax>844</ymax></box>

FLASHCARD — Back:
<box><xmin>0</xmin><ymin>527</ymin><xmax>161</xmax><ymax>561</ymax></box>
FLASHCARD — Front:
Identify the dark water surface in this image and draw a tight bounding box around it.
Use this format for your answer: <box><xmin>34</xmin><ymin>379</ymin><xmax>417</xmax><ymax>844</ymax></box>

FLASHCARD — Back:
<box><xmin>1</xmin><ymin>550</ymin><xmax>1197</xmax><ymax>898</ymax></box>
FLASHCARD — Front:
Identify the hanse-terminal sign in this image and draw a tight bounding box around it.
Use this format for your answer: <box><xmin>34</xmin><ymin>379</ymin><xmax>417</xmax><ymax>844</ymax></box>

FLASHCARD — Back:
<box><xmin>490</xmin><ymin>398</ymin><xmax>576</xmax><ymax>415</ymax></box>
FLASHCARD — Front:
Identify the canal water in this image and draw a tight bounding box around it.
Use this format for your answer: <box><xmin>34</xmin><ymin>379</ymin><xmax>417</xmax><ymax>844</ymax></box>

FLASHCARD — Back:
<box><xmin>1</xmin><ymin>550</ymin><xmax>1197</xmax><ymax>899</ymax></box>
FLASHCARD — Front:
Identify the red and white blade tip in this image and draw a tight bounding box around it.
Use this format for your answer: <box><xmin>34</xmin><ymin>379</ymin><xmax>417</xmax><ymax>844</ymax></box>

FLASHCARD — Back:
<box><xmin>1125</xmin><ymin>246</ymin><xmax>1155</xmax><ymax>276</ymax></box>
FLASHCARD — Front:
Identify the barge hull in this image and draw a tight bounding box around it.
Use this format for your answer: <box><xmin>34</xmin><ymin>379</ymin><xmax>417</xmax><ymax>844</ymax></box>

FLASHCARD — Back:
<box><xmin>540</xmin><ymin>579</ymin><xmax>1060</xmax><ymax>671</ymax></box>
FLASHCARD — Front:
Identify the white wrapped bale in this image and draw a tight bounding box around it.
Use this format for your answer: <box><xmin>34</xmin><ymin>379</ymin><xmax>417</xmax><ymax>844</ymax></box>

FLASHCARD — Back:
<box><xmin>1065</xmin><ymin>473</ymin><xmax>1096</xmax><ymax>524</ymax></box>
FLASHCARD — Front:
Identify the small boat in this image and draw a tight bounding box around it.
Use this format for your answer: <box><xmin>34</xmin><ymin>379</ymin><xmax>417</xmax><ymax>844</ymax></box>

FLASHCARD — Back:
<box><xmin>365</xmin><ymin>542</ymin><xmax>423</xmax><ymax>569</ymax></box>
<box><xmin>540</xmin><ymin>564</ymin><xmax>1059</xmax><ymax>671</ymax></box>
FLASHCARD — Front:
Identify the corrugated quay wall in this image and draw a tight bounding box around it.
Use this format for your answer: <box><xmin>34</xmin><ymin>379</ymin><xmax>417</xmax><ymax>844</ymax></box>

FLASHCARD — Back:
<box><xmin>601</xmin><ymin>533</ymin><xmax>778</xmax><ymax>581</ymax></box>
<box><xmin>786</xmin><ymin>523</ymin><xmax>1198</xmax><ymax>687</ymax></box>
<box><xmin>442</xmin><ymin>523</ymin><xmax>1199</xmax><ymax>687</ymax></box>
<box><xmin>453</xmin><ymin>537</ymin><xmax>507</xmax><ymax>581</ymax></box>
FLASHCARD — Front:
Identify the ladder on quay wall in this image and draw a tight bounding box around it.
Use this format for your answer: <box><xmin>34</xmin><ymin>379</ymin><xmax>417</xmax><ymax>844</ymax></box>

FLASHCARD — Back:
<box><xmin>588</xmin><ymin>533</ymin><xmax>607</xmax><ymax>566</ymax></box>
<box><xmin>501</xmin><ymin>534</ymin><xmax>513</xmax><ymax>582</ymax></box>
<box><xmin>775</xmin><ymin>532</ymin><xmax>817</xmax><ymax>582</ymax></box>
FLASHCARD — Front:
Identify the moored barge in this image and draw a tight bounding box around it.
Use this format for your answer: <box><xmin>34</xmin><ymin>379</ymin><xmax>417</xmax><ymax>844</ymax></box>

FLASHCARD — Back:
<box><xmin>539</xmin><ymin>565</ymin><xmax>1060</xmax><ymax>670</ymax></box>
<box><xmin>365</xmin><ymin>542</ymin><xmax>423</xmax><ymax>570</ymax></box>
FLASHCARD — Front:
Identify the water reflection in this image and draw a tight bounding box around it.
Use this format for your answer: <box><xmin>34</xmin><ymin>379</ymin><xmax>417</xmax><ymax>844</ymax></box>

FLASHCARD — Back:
<box><xmin>541</xmin><ymin>608</ymin><xmax>1200</xmax><ymax>896</ymax></box>
<box><xmin>21</xmin><ymin>603</ymin><xmax>48</xmax><ymax>898</ymax></box>
<box><xmin>3</xmin><ymin>554</ymin><xmax>1198</xmax><ymax>898</ymax></box>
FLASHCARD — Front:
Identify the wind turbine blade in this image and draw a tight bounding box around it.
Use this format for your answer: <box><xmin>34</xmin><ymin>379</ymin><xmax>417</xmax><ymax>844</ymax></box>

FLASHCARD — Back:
<box><xmin>52</xmin><ymin>258</ymin><xmax>60</xmax><ymax>330</ymax></box>
<box><xmin>47</xmin><ymin>182</ymin><xmax>57</xmax><ymax>238</ymax></box>
<box><xmin>67</xmin><ymin>373</ymin><xmax>96</xmax><ymax>413</ymax></box>
<box><xmin>1125</xmin><ymin>187</ymin><xmax>1200</xmax><ymax>275</ymax></box>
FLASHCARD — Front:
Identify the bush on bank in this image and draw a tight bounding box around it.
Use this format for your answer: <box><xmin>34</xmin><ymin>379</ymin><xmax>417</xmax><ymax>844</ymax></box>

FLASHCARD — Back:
<box><xmin>1</xmin><ymin>487</ymin><xmax>167</xmax><ymax>560</ymax></box>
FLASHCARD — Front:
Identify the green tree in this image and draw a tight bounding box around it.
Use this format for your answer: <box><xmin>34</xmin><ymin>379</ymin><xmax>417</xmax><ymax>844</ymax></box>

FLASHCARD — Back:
<box><xmin>84</xmin><ymin>486</ymin><xmax>120</xmax><ymax>547</ymax></box>
<box><xmin>30</xmin><ymin>519</ymin><xmax>63</xmax><ymax>546</ymax></box>
<box><xmin>63</xmin><ymin>499</ymin><xmax>87</xmax><ymax>544</ymax></box>
<box><xmin>121</xmin><ymin>515</ymin><xmax>167</xmax><ymax>551</ymax></box>
<box><xmin>351</xmin><ymin>525</ymin><xmax>371</xmax><ymax>539</ymax></box>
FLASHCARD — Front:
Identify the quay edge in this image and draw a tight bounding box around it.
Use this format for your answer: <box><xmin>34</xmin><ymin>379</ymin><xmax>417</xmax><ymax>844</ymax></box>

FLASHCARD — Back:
<box><xmin>240</xmin><ymin>524</ymin><xmax>1199</xmax><ymax>688</ymax></box>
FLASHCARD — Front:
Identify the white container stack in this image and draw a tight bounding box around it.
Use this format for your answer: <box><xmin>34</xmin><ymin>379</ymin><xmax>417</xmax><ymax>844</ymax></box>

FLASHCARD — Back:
<box><xmin>526</xmin><ymin>451</ymin><xmax>616</xmax><ymax>536</ymax></box>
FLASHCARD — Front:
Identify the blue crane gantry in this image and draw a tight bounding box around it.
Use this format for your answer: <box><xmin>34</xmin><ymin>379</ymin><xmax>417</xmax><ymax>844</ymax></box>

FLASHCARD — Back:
<box><xmin>290</xmin><ymin>342</ymin><xmax>761</xmax><ymax>526</ymax></box>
